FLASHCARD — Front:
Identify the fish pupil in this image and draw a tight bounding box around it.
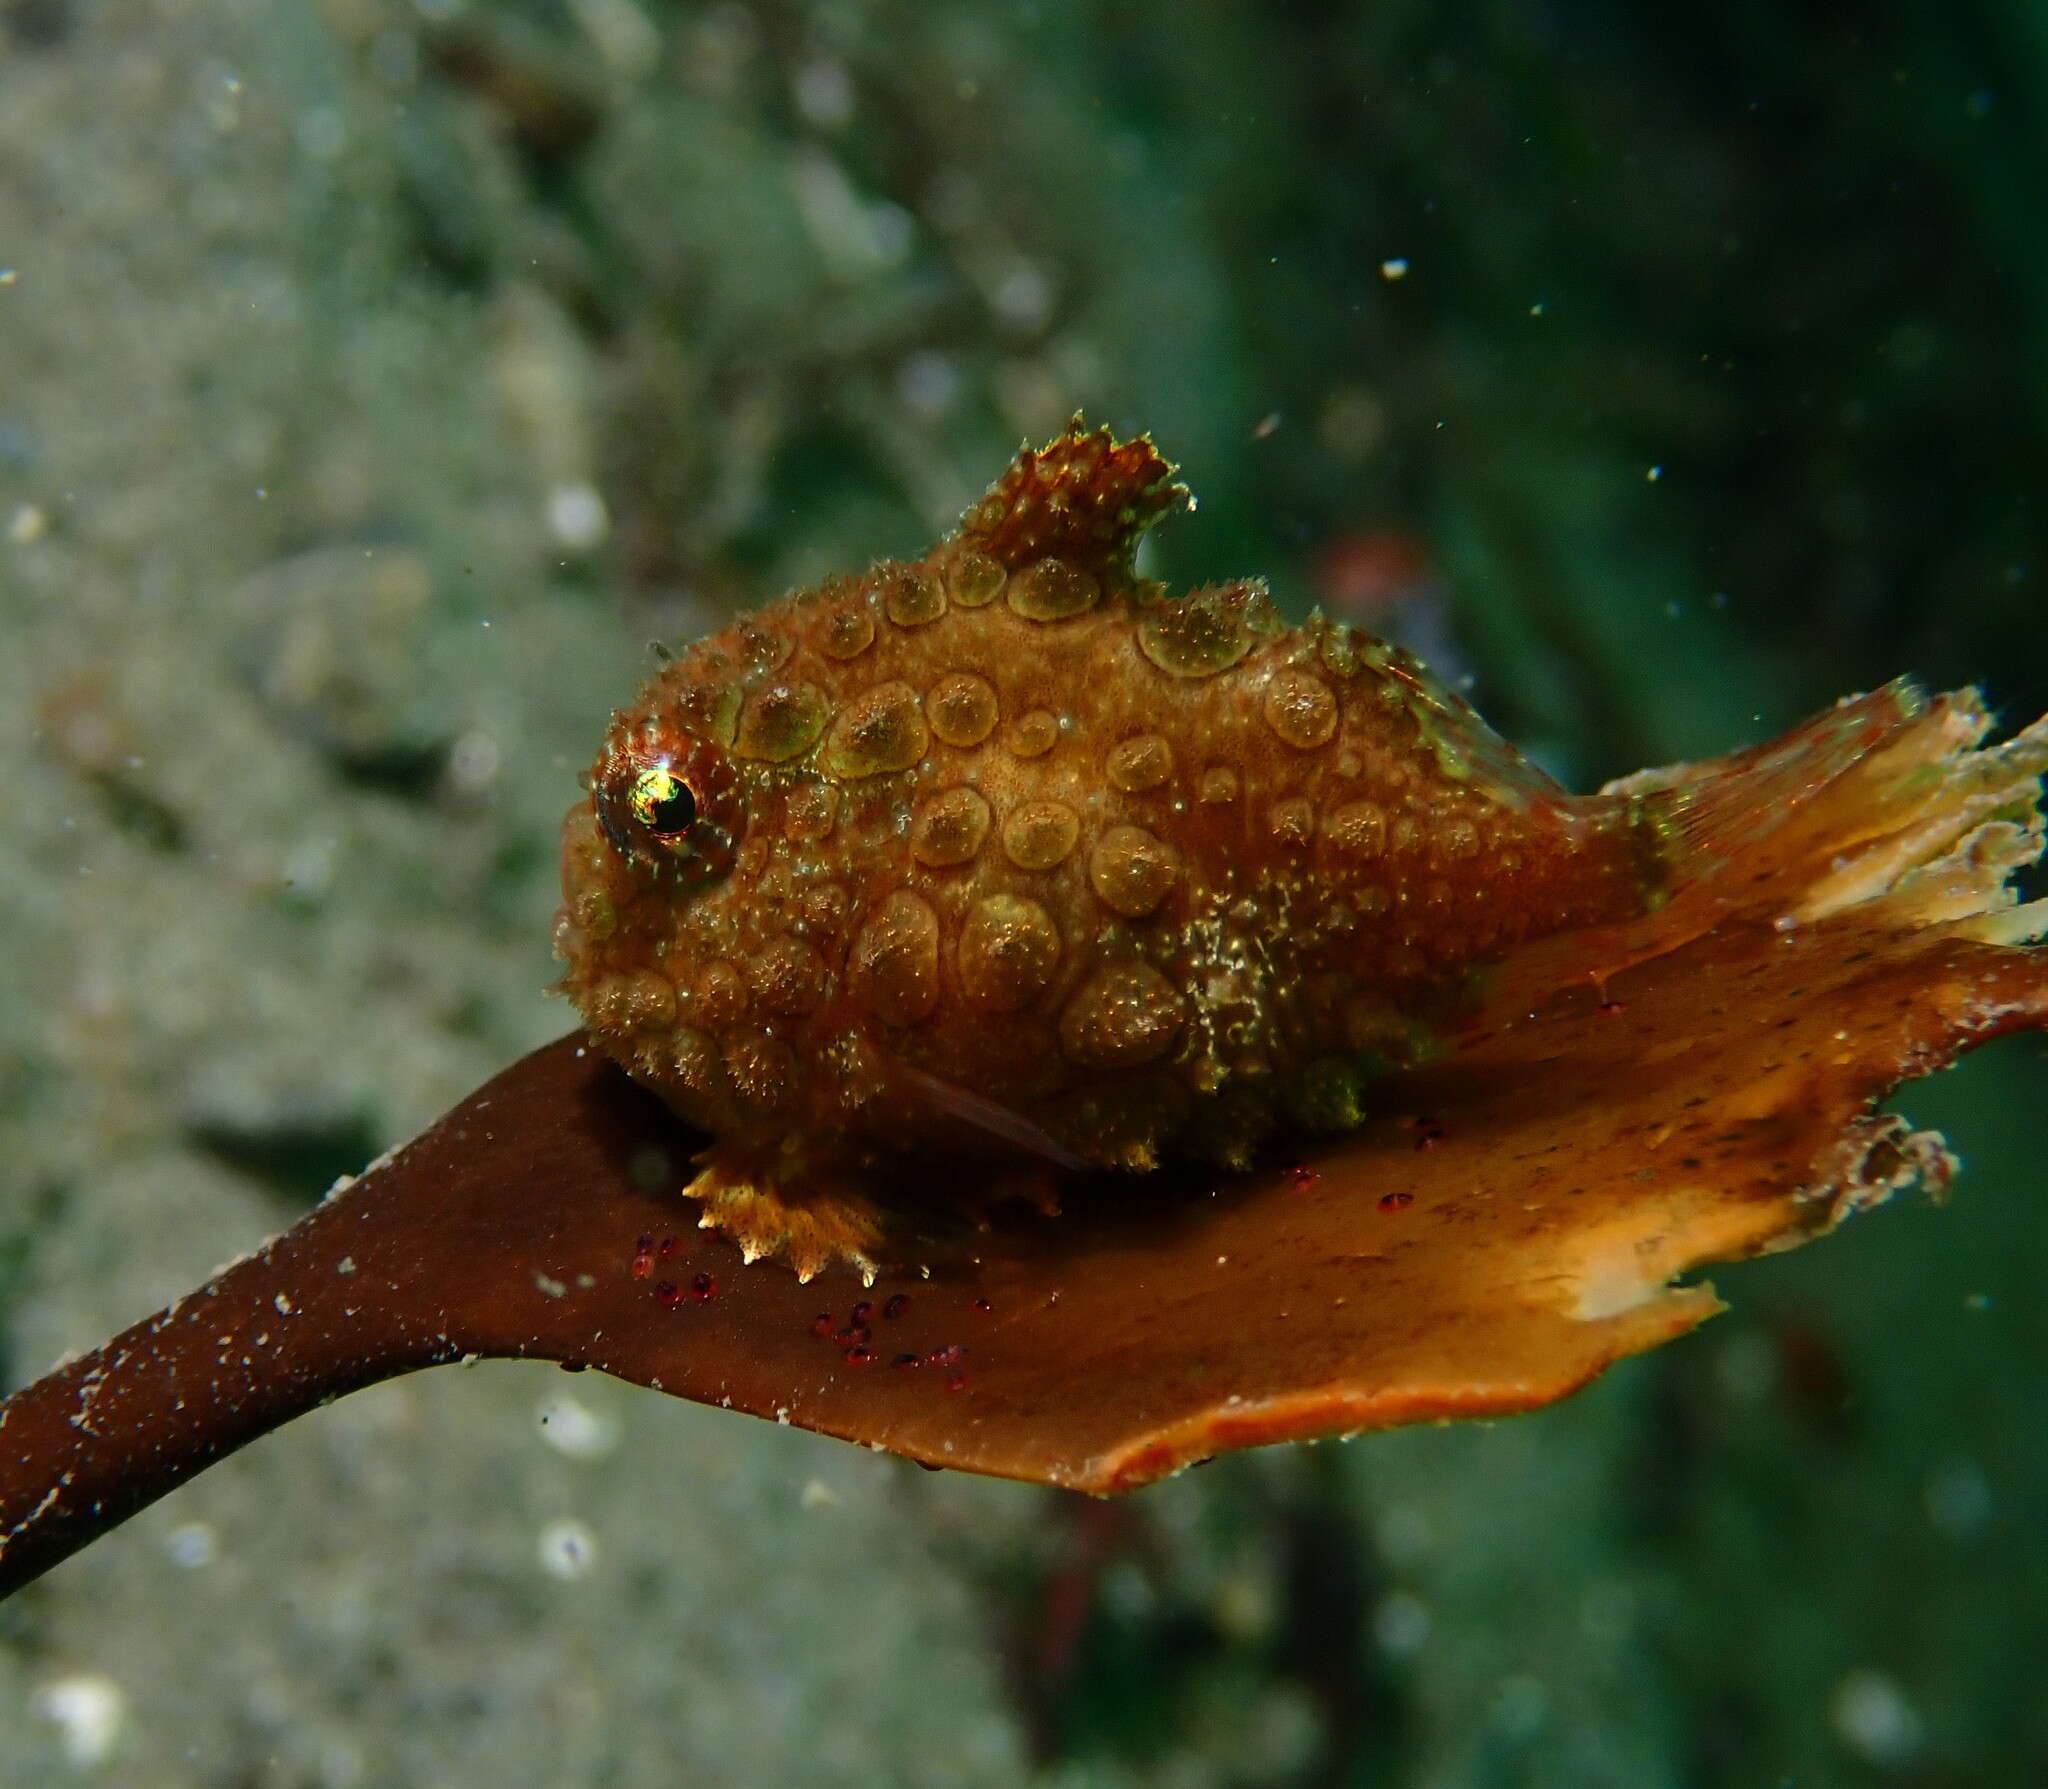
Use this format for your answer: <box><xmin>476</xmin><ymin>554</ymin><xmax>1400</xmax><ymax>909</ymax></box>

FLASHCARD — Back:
<box><xmin>633</xmin><ymin>769</ymin><xmax>697</xmax><ymax>838</ymax></box>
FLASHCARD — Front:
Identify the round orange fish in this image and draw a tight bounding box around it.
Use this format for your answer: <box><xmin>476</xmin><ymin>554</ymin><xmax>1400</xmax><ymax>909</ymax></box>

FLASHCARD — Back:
<box><xmin>556</xmin><ymin>420</ymin><xmax>1911</xmax><ymax>1279</ymax></box>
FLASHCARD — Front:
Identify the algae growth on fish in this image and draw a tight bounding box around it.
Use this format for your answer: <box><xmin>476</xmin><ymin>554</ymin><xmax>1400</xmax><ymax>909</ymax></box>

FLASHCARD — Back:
<box><xmin>554</xmin><ymin>420</ymin><xmax>2048</xmax><ymax>1280</ymax></box>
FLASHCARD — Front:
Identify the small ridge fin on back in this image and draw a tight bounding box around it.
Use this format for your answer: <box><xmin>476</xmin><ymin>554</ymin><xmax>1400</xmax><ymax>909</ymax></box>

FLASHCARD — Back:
<box><xmin>950</xmin><ymin>415</ymin><xmax>1190</xmax><ymax>581</ymax></box>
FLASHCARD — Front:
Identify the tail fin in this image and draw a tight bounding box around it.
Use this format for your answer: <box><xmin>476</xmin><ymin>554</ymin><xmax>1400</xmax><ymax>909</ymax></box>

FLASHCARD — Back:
<box><xmin>1617</xmin><ymin>680</ymin><xmax>1930</xmax><ymax>889</ymax></box>
<box><xmin>1486</xmin><ymin>682</ymin><xmax>2048</xmax><ymax>1015</ymax></box>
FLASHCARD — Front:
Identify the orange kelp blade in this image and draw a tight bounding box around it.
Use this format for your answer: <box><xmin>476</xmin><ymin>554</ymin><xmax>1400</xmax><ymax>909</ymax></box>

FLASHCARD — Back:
<box><xmin>4</xmin><ymin>694</ymin><xmax>2046</xmax><ymax>1595</ymax></box>
<box><xmin>1</xmin><ymin>927</ymin><xmax>2042</xmax><ymax>1597</ymax></box>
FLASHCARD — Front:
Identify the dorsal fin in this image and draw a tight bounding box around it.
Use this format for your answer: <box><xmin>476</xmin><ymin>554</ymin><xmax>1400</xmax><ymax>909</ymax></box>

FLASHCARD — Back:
<box><xmin>949</xmin><ymin>415</ymin><xmax>1190</xmax><ymax>580</ymax></box>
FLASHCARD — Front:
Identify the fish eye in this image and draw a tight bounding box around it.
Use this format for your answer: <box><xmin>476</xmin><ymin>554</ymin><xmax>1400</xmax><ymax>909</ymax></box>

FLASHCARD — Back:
<box><xmin>594</xmin><ymin>743</ymin><xmax>739</xmax><ymax>883</ymax></box>
<box><xmin>629</xmin><ymin>766</ymin><xmax>697</xmax><ymax>839</ymax></box>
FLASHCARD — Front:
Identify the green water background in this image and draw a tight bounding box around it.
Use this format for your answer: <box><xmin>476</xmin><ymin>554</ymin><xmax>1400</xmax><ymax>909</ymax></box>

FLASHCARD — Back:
<box><xmin>1</xmin><ymin>3</ymin><xmax>2043</xmax><ymax>1783</ymax></box>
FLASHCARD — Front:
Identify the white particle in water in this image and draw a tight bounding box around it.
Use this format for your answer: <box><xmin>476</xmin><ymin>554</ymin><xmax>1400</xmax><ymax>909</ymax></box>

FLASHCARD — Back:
<box><xmin>537</xmin><ymin>1518</ymin><xmax>598</xmax><ymax>1581</ymax></box>
<box><xmin>165</xmin><ymin>1521</ymin><xmax>219</xmax><ymax>1569</ymax></box>
<box><xmin>1831</xmin><ymin>1669</ymin><xmax>1922</xmax><ymax>1767</ymax></box>
<box><xmin>535</xmin><ymin>1395</ymin><xmax>618</xmax><ymax>1461</ymax></box>
<box><xmin>546</xmin><ymin>481</ymin><xmax>609</xmax><ymax>551</ymax></box>
<box><xmin>32</xmin><ymin>1674</ymin><xmax>126</xmax><ymax>1767</ymax></box>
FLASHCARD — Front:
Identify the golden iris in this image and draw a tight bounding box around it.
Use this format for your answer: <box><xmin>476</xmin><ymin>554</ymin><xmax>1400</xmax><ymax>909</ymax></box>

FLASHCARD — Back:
<box><xmin>628</xmin><ymin>766</ymin><xmax>697</xmax><ymax>839</ymax></box>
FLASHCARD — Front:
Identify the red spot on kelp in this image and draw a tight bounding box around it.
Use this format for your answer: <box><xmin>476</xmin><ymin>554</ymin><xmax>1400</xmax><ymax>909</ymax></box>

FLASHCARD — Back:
<box><xmin>654</xmin><ymin>1280</ymin><xmax>683</xmax><ymax>1307</ymax></box>
<box><xmin>972</xmin><ymin>1297</ymin><xmax>993</xmax><ymax>1314</ymax></box>
<box><xmin>690</xmin><ymin>1272</ymin><xmax>717</xmax><ymax>1302</ymax></box>
<box><xmin>884</xmin><ymin>1293</ymin><xmax>910</xmax><ymax>1320</ymax></box>
<box><xmin>1286</xmin><ymin>1163</ymin><xmax>1320</xmax><ymax>1191</ymax></box>
<box><xmin>1379</xmin><ymin>1191</ymin><xmax>1415</xmax><ymax>1212</ymax></box>
<box><xmin>808</xmin><ymin>1313</ymin><xmax>835</xmax><ymax>1338</ymax></box>
<box><xmin>843</xmin><ymin>1344</ymin><xmax>874</xmax><ymax>1365</ymax></box>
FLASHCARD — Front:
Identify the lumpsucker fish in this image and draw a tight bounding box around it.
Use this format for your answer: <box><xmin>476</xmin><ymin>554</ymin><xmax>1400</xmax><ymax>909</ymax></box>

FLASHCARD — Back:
<box><xmin>553</xmin><ymin>419</ymin><xmax>2030</xmax><ymax>1281</ymax></box>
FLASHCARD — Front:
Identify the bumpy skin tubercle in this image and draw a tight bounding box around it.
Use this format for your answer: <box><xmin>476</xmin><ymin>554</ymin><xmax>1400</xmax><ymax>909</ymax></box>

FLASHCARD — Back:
<box><xmin>555</xmin><ymin>421</ymin><xmax>1679</xmax><ymax>1279</ymax></box>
